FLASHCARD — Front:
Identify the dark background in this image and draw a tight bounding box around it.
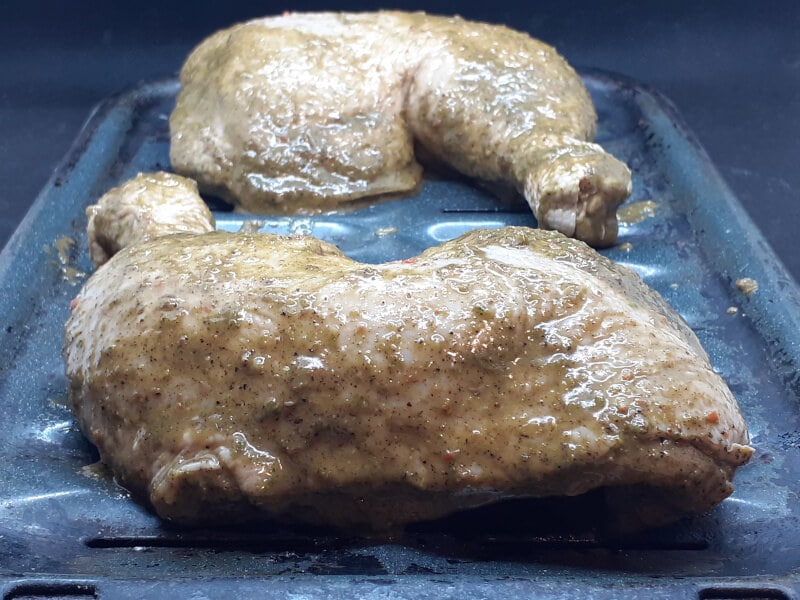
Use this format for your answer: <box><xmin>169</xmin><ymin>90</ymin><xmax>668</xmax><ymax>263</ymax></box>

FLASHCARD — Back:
<box><xmin>2</xmin><ymin>0</ymin><xmax>798</xmax><ymax>281</ymax></box>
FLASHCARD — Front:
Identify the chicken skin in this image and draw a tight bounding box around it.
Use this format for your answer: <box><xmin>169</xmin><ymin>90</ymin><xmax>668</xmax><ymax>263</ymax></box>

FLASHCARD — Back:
<box><xmin>64</xmin><ymin>221</ymin><xmax>751</xmax><ymax>532</ymax></box>
<box><xmin>86</xmin><ymin>172</ymin><xmax>215</xmax><ymax>267</ymax></box>
<box><xmin>170</xmin><ymin>11</ymin><xmax>632</xmax><ymax>247</ymax></box>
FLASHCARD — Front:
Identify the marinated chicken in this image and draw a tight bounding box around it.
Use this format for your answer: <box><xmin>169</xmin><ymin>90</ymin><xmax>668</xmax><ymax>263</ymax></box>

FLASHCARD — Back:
<box><xmin>86</xmin><ymin>172</ymin><xmax>214</xmax><ymax>267</ymax></box>
<box><xmin>64</xmin><ymin>225</ymin><xmax>752</xmax><ymax>532</ymax></box>
<box><xmin>170</xmin><ymin>11</ymin><xmax>632</xmax><ymax>247</ymax></box>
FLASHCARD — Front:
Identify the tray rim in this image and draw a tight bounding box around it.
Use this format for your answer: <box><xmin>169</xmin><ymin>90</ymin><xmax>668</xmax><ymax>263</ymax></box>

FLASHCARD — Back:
<box><xmin>2</xmin><ymin>574</ymin><xmax>799</xmax><ymax>599</ymax></box>
<box><xmin>585</xmin><ymin>69</ymin><xmax>800</xmax><ymax>397</ymax></box>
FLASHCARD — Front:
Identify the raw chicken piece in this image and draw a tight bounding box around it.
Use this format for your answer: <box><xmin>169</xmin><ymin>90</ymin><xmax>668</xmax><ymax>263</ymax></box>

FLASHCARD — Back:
<box><xmin>170</xmin><ymin>11</ymin><xmax>632</xmax><ymax>247</ymax></box>
<box><xmin>86</xmin><ymin>172</ymin><xmax>214</xmax><ymax>267</ymax></box>
<box><xmin>64</xmin><ymin>226</ymin><xmax>752</xmax><ymax>532</ymax></box>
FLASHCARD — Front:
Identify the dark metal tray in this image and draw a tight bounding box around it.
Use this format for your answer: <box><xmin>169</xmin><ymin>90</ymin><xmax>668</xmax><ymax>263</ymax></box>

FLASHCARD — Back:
<box><xmin>1</xmin><ymin>72</ymin><xmax>799</xmax><ymax>599</ymax></box>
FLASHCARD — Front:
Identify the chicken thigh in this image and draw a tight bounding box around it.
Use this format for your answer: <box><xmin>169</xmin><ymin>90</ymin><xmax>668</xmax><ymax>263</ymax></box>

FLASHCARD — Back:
<box><xmin>170</xmin><ymin>11</ymin><xmax>632</xmax><ymax>247</ymax></box>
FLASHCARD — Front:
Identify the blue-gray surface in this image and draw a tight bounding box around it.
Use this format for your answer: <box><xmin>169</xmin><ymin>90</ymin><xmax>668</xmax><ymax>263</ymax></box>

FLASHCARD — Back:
<box><xmin>1</xmin><ymin>0</ymin><xmax>799</xmax><ymax>286</ymax></box>
<box><xmin>1</xmin><ymin>73</ymin><xmax>799</xmax><ymax>598</ymax></box>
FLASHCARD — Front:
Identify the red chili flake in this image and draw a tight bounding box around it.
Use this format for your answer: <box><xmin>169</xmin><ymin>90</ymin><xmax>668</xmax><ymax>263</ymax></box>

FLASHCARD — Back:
<box><xmin>443</xmin><ymin>451</ymin><xmax>454</xmax><ymax>463</ymax></box>
<box><xmin>69</xmin><ymin>298</ymin><xmax>79</xmax><ymax>310</ymax></box>
<box><xmin>706</xmin><ymin>411</ymin><xmax>719</xmax><ymax>424</ymax></box>
<box><xmin>401</xmin><ymin>258</ymin><xmax>418</xmax><ymax>264</ymax></box>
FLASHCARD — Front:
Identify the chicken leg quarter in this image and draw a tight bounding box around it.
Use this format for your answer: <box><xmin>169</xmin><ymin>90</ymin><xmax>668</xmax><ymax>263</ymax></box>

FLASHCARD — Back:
<box><xmin>170</xmin><ymin>11</ymin><xmax>633</xmax><ymax>247</ymax></box>
<box><xmin>64</xmin><ymin>217</ymin><xmax>752</xmax><ymax>531</ymax></box>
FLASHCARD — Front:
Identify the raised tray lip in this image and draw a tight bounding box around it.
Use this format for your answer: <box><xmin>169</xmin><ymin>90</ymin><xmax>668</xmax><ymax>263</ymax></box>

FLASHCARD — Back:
<box><xmin>1</xmin><ymin>574</ymin><xmax>799</xmax><ymax>599</ymax></box>
<box><xmin>2</xmin><ymin>72</ymin><xmax>800</xmax><ymax>596</ymax></box>
<box><xmin>0</xmin><ymin>78</ymin><xmax>179</xmax><ymax>282</ymax></box>
<box><xmin>590</xmin><ymin>68</ymin><xmax>800</xmax><ymax>392</ymax></box>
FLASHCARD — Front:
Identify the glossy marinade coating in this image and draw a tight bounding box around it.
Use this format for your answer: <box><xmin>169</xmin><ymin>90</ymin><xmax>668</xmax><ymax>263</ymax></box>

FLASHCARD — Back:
<box><xmin>170</xmin><ymin>11</ymin><xmax>632</xmax><ymax>246</ymax></box>
<box><xmin>86</xmin><ymin>172</ymin><xmax>215</xmax><ymax>267</ymax></box>
<box><xmin>63</xmin><ymin>227</ymin><xmax>751</xmax><ymax>531</ymax></box>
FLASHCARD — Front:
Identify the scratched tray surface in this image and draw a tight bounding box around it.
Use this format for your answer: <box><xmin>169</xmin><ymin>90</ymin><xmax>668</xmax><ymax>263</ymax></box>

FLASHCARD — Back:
<box><xmin>1</xmin><ymin>73</ymin><xmax>800</xmax><ymax>598</ymax></box>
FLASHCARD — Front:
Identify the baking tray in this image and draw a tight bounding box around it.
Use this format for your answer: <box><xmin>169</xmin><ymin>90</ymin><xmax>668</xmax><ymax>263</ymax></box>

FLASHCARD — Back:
<box><xmin>1</xmin><ymin>72</ymin><xmax>800</xmax><ymax>599</ymax></box>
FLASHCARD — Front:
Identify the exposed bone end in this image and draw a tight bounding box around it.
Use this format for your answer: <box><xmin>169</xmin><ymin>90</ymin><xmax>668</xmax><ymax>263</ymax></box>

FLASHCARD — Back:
<box><xmin>526</xmin><ymin>146</ymin><xmax>632</xmax><ymax>248</ymax></box>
